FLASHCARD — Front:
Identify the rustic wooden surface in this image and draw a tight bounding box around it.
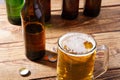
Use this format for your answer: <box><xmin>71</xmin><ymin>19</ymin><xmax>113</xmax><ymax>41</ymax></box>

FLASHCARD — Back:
<box><xmin>0</xmin><ymin>0</ymin><xmax>120</xmax><ymax>80</ymax></box>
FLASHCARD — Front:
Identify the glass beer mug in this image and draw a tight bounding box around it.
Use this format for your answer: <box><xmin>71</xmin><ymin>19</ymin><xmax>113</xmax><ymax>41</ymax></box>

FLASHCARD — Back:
<box><xmin>57</xmin><ymin>32</ymin><xmax>109</xmax><ymax>80</ymax></box>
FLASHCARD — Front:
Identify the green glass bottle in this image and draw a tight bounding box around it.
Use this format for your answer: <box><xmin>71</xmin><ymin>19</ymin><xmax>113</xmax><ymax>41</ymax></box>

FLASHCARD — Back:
<box><xmin>5</xmin><ymin>0</ymin><xmax>24</xmax><ymax>25</ymax></box>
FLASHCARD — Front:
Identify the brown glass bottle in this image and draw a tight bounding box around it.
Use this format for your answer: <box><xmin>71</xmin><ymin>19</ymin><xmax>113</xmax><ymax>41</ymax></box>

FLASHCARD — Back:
<box><xmin>40</xmin><ymin>0</ymin><xmax>51</xmax><ymax>22</ymax></box>
<box><xmin>21</xmin><ymin>0</ymin><xmax>45</xmax><ymax>61</ymax></box>
<box><xmin>61</xmin><ymin>0</ymin><xmax>79</xmax><ymax>20</ymax></box>
<box><xmin>83</xmin><ymin>0</ymin><xmax>102</xmax><ymax>17</ymax></box>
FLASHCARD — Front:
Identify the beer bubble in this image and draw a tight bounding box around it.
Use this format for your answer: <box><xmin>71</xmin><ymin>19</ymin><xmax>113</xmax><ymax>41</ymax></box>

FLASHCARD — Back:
<box><xmin>84</xmin><ymin>41</ymin><xmax>93</xmax><ymax>49</ymax></box>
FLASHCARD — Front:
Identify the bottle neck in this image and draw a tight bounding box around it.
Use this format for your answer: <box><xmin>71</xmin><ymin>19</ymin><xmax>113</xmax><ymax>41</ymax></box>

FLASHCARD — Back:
<box><xmin>22</xmin><ymin>0</ymin><xmax>44</xmax><ymax>24</ymax></box>
<box><xmin>24</xmin><ymin>0</ymin><xmax>42</xmax><ymax>10</ymax></box>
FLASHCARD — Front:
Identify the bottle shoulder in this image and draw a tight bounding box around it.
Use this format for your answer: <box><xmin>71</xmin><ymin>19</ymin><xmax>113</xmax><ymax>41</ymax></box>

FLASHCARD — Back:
<box><xmin>21</xmin><ymin>5</ymin><xmax>44</xmax><ymax>23</ymax></box>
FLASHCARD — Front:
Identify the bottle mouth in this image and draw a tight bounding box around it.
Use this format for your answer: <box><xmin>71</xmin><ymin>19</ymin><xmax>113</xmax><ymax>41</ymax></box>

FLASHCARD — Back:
<box><xmin>58</xmin><ymin>32</ymin><xmax>97</xmax><ymax>57</ymax></box>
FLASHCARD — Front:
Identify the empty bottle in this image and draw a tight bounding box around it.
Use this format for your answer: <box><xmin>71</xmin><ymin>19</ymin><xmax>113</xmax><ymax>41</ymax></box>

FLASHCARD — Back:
<box><xmin>83</xmin><ymin>0</ymin><xmax>102</xmax><ymax>17</ymax></box>
<box><xmin>21</xmin><ymin>0</ymin><xmax>45</xmax><ymax>61</ymax></box>
<box><xmin>61</xmin><ymin>0</ymin><xmax>79</xmax><ymax>20</ymax></box>
<box><xmin>5</xmin><ymin>0</ymin><xmax>24</xmax><ymax>25</ymax></box>
<box><xmin>40</xmin><ymin>0</ymin><xmax>51</xmax><ymax>22</ymax></box>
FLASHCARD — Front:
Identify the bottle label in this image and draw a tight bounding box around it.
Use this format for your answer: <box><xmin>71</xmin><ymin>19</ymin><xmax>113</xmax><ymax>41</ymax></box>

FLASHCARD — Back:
<box><xmin>24</xmin><ymin>22</ymin><xmax>45</xmax><ymax>52</ymax></box>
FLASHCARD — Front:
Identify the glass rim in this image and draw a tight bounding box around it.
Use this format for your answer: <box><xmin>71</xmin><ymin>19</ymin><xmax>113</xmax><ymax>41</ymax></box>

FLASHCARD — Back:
<box><xmin>58</xmin><ymin>32</ymin><xmax>97</xmax><ymax>57</ymax></box>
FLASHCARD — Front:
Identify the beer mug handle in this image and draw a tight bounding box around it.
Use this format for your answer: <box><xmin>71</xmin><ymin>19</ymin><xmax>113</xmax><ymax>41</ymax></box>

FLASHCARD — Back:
<box><xmin>94</xmin><ymin>45</ymin><xmax>109</xmax><ymax>79</ymax></box>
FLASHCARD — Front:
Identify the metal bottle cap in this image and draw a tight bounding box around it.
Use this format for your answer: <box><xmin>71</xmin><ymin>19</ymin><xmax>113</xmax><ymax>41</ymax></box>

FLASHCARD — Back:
<box><xmin>19</xmin><ymin>68</ymin><xmax>30</xmax><ymax>76</ymax></box>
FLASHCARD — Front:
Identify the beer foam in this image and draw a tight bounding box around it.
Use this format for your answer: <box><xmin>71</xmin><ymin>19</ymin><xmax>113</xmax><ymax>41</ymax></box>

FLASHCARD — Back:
<box><xmin>59</xmin><ymin>33</ymin><xmax>96</xmax><ymax>55</ymax></box>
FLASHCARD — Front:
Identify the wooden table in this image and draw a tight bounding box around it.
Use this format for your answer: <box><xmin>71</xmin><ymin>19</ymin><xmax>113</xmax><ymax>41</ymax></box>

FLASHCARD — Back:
<box><xmin>0</xmin><ymin>0</ymin><xmax>120</xmax><ymax>80</ymax></box>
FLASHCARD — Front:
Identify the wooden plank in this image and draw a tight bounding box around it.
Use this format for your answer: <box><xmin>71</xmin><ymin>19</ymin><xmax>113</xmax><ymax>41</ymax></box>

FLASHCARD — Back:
<box><xmin>52</xmin><ymin>0</ymin><xmax>120</xmax><ymax>10</ymax></box>
<box><xmin>0</xmin><ymin>31</ymin><xmax>120</xmax><ymax>80</ymax></box>
<box><xmin>30</xmin><ymin>69</ymin><xmax>120</xmax><ymax>80</ymax></box>
<box><xmin>0</xmin><ymin>0</ymin><xmax>120</xmax><ymax>79</ymax></box>
<box><xmin>98</xmin><ymin>69</ymin><xmax>120</xmax><ymax>80</ymax></box>
<box><xmin>47</xmin><ymin>31</ymin><xmax>120</xmax><ymax>69</ymax></box>
<box><xmin>1</xmin><ymin>0</ymin><xmax>120</xmax><ymax>10</ymax></box>
<box><xmin>0</xmin><ymin>44</ymin><xmax>57</xmax><ymax>80</ymax></box>
<box><xmin>0</xmin><ymin>5</ymin><xmax>120</xmax><ymax>43</ymax></box>
<box><xmin>46</xmin><ymin>6</ymin><xmax>120</xmax><ymax>38</ymax></box>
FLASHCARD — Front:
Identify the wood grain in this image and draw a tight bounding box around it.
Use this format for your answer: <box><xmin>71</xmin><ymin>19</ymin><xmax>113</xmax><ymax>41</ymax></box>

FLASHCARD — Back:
<box><xmin>51</xmin><ymin>0</ymin><xmax>120</xmax><ymax>10</ymax></box>
<box><xmin>0</xmin><ymin>0</ymin><xmax>120</xmax><ymax>80</ymax></box>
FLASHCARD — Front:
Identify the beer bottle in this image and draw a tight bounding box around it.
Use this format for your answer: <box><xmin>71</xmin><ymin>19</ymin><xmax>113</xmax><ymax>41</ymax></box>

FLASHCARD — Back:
<box><xmin>21</xmin><ymin>0</ymin><xmax>45</xmax><ymax>61</ymax></box>
<box><xmin>5</xmin><ymin>0</ymin><xmax>24</xmax><ymax>25</ymax></box>
<box><xmin>83</xmin><ymin>0</ymin><xmax>102</xmax><ymax>17</ymax></box>
<box><xmin>61</xmin><ymin>0</ymin><xmax>79</xmax><ymax>20</ymax></box>
<box><xmin>40</xmin><ymin>0</ymin><xmax>51</xmax><ymax>22</ymax></box>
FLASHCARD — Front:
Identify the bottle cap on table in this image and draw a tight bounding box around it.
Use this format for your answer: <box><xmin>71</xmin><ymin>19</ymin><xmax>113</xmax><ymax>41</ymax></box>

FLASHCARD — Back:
<box><xmin>19</xmin><ymin>68</ymin><xmax>30</xmax><ymax>76</ymax></box>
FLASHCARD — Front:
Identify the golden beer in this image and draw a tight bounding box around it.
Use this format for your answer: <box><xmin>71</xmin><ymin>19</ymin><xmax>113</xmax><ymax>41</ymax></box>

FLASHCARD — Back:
<box><xmin>57</xmin><ymin>33</ymin><xmax>96</xmax><ymax>80</ymax></box>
